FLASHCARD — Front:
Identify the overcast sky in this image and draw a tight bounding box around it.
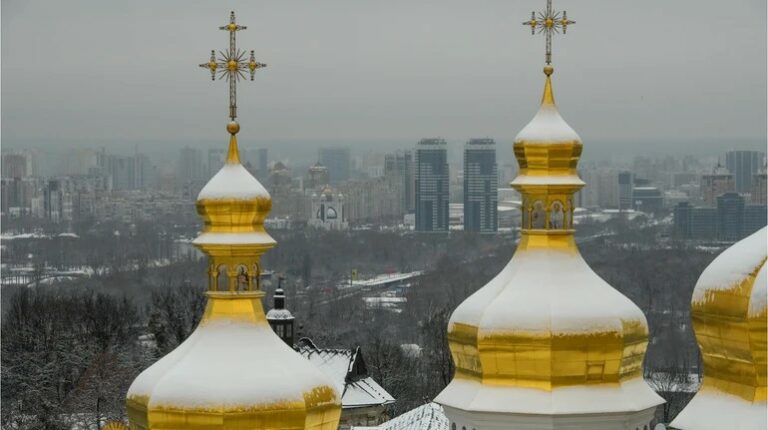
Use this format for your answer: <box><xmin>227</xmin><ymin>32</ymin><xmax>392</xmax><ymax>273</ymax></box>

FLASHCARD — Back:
<box><xmin>2</xmin><ymin>0</ymin><xmax>766</xmax><ymax>147</ymax></box>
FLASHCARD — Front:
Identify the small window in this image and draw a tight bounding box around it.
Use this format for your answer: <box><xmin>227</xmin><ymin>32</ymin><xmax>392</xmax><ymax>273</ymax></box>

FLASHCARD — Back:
<box><xmin>586</xmin><ymin>361</ymin><xmax>605</xmax><ymax>381</ymax></box>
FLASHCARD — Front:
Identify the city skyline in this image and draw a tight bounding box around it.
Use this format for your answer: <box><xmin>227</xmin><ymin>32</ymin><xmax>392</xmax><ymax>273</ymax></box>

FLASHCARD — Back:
<box><xmin>2</xmin><ymin>0</ymin><xmax>766</xmax><ymax>148</ymax></box>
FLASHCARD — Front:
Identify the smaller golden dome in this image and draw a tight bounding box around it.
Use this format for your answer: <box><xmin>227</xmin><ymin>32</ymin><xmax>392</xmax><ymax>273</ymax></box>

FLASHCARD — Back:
<box><xmin>672</xmin><ymin>227</ymin><xmax>767</xmax><ymax>429</ymax></box>
<box><xmin>195</xmin><ymin>133</ymin><xmax>274</xmax><ymax>249</ymax></box>
<box><xmin>512</xmin><ymin>67</ymin><xmax>584</xmax><ymax>193</ymax></box>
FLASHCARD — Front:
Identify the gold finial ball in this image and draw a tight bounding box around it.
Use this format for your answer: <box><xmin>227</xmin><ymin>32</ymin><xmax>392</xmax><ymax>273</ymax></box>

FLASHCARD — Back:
<box><xmin>543</xmin><ymin>65</ymin><xmax>554</xmax><ymax>76</ymax></box>
<box><xmin>227</xmin><ymin>121</ymin><xmax>240</xmax><ymax>135</ymax></box>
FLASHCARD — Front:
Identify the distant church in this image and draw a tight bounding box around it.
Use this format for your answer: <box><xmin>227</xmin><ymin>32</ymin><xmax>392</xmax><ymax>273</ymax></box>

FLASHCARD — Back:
<box><xmin>309</xmin><ymin>186</ymin><xmax>348</xmax><ymax>230</ymax></box>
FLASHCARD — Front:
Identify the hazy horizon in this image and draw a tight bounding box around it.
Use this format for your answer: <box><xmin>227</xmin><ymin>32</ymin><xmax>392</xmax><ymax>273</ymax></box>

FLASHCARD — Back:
<box><xmin>2</xmin><ymin>0</ymin><xmax>767</xmax><ymax>148</ymax></box>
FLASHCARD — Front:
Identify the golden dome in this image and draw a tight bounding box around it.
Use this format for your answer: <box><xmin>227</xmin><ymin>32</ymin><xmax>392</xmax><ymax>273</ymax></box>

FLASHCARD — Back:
<box><xmin>126</xmin><ymin>131</ymin><xmax>342</xmax><ymax>429</ymax></box>
<box><xmin>194</xmin><ymin>131</ymin><xmax>274</xmax><ymax>251</ymax></box>
<box><xmin>672</xmin><ymin>227</ymin><xmax>767</xmax><ymax>429</ymax></box>
<box><xmin>434</xmin><ymin>68</ymin><xmax>662</xmax><ymax>417</ymax></box>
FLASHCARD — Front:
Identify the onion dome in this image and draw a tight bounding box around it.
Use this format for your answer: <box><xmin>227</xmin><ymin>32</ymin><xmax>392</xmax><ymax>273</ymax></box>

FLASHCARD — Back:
<box><xmin>126</xmin><ymin>124</ymin><xmax>341</xmax><ymax>429</ymax></box>
<box><xmin>194</xmin><ymin>122</ymin><xmax>274</xmax><ymax>249</ymax></box>
<box><xmin>671</xmin><ymin>227</ymin><xmax>767</xmax><ymax>430</ymax></box>
<box><xmin>434</xmin><ymin>67</ymin><xmax>663</xmax><ymax>429</ymax></box>
<box><xmin>126</xmin><ymin>124</ymin><xmax>340</xmax><ymax>429</ymax></box>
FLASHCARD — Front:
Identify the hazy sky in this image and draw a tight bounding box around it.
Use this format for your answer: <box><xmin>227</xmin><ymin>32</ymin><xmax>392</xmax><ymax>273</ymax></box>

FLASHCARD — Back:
<box><xmin>2</xmin><ymin>0</ymin><xmax>766</xmax><ymax>146</ymax></box>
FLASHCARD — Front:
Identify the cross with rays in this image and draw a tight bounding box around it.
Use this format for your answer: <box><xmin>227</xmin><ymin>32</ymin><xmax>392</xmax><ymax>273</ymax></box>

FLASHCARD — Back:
<box><xmin>199</xmin><ymin>11</ymin><xmax>267</xmax><ymax>121</ymax></box>
<box><xmin>522</xmin><ymin>0</ymin><xmax>575</xmax><ymax>65</ymax></box>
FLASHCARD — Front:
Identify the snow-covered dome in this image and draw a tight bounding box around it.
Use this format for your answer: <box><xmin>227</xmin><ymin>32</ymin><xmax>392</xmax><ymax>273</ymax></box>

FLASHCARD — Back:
<box><xmin>434</xmin><ymin>67</ymin><xmax>662</xmax><ymax>430</ymax></box>
<box><xmin>127</xmin><ymin>119</ymin><xmax>340</xmax><ymax>427</ymax></box>
<box><xmin>671</xmin><ymin>227</ymin><xmax>767</xmax><ymax>430</ymax></box>
<box><xmin>194</xmin><ymin>132</ymin><xmax>275</xmax><ymax>248</ymax></box>
<box><xmin>511</xmin><ymin>67</ymin><xmax>584</xmax><ymax>189</ymax></box>
<box><xmin>126</xmin><ymin>292</ymin><xmax>340</xmax><ymax>429</ymax></box>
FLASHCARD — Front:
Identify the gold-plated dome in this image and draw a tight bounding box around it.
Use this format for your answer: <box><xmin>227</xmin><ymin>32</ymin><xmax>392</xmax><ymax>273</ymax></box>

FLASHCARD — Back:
<box><xmin>434</xmin><ymin>68</ymin><xmax>662</xmax><ymax>417</ymax></box>
<box><xmin>126</xmin><ymin>12</ymin><xmax>342</xmax><ymax>428</ymax></box>
<box><xmin>672</xmin><ymin>227</ymin><xmax>767</xmax><ymax>429</ymax></box>
<box><xmin>126</xmin><ymin>135</ymin><xmax>342</xmax><ymax>429</ymax></box>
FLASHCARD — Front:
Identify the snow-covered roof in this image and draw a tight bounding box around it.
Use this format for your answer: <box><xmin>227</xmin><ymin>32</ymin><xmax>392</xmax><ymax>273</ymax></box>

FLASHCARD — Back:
<box><xmin>749</xmin><ymin>262</ymin><xmax>766</xmax><ymax>318</ymax></box>
<box><xmin>128</xmin><ymin>320</ymin><xmax>338</xmax><ymax>409</ymax></box>
<box><xmin>295</xmin><ymin>339</ymin><xmax>395</xmax><ymax>409</ymax></box>
<box><xmin>671</xmin><ymin>389</ymin><xmax>767</xmax><ymax>430</ymax></box>
<box><xmin>198</xmin><ymin>163</ymin><xmax>270</xmax><ymax>201</ymax></box>
<box><xmin>353</xmin><ymin>403</ymin><xmax>448</xmax><ymax>430</ymax></box>
<box><xmin>266</xmin><ymin>308</ymin><xmax>294</xmax><ymax>320</ymax></box>
<box><xmin>447</xmin><ymin>247</ymin><xmax>648</xmax><ymax>334</ymax></box>
<box><xmin>514</xmin><ymin>102</ymin><xmax>581</xmax><ymax>144</ymax></box>
<box><xmin>691</xmin><ymin>227</ymin><xmax>766</xmax><ymax>305</ymax></box>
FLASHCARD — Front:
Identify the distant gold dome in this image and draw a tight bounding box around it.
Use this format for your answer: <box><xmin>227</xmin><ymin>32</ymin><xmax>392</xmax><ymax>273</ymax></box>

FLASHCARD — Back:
<box><xmin>672</xmin><ymin>227</ymin><xmax>767</xmax><ymax>430</ymax></box>
<box><xmin>435</xmin><ymin>68</ymin><xmax>662</xmax><ymax>421</ymax></box>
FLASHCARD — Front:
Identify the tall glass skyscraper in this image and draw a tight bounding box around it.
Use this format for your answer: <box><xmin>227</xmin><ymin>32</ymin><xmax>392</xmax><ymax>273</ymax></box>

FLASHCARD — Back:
<box><xmin>726</xmin><ymin>150</ymin><xmax>765</xmax><ymax>193</ymax></box>
<box><xmin>318</xmin><ymin>147</ymin><xmax>351</xmax><ymax>184</ymax></box>
<box><xmin>415</xmin><ymin>138</ymin><xmax>449</xmax><ymax>232</ymax></box>
<box><xmin>463</xmin><ymin>138</ymin><xmax>498</xmax><ymax>233</ymax></box>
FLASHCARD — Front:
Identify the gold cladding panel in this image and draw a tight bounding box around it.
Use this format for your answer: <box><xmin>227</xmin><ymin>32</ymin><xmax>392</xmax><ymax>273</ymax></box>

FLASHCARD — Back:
<box><xmin>450</xmin><ymin>323</ymin><xmax>648</xmax><ymax>390</ymax></box>
<box><xmin>692</xmin><ymin>259</ymin><xmax>767</xmax><ymax>402</ymax></box>
<box><xmin>197</xmin><ymin>197</ymin><xmax>272</xmax><ymax>233</ymax></box>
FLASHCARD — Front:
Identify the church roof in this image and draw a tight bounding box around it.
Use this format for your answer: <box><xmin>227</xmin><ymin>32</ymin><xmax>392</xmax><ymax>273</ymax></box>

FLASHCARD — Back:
<box><xmin>353</xmin><ymin>403</ymin><xmax>448</xmax><ymax>430</ymax></box>
<box><xmin>295</xmin><ymin>338</ymin><xmax>395</xmax><ymax>409</ymax></box>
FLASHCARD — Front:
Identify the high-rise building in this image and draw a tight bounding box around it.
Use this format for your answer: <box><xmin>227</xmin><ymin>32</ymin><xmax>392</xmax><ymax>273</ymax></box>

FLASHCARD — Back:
<box><xmin>618</xmin><ymin>171</ymin><xmax>633</xmax><ymax>210</ymax></box>
<box><xmin>673</xmin><ymin>202</ymin><xmax>692</xmax><ymax>239</ymax></box>
<box><xmin>632</xmin><ymin>186</ymin><xmax>663</xmax><ymax>213</ymax></box>
<box><xmin>717</xmin><ymin>192</ymin><xmax>745</xmax><ymax>241</ymax></box>
<box><xmin>2</xmin><ymin>153</ymin><xmax>28</xmax><ymax>178</ymax></box>
<box><xmin>744</xmin><ymin>204</ymin><xmax>767</xmax><ymax>236</ymax></box>
<box><xmin>384</xmin><ymin>150</ymin><xmax>415</xmax><ymax>213</ymax></box>
<box><xmin>700</xmin><ymin>164</ymin><xmax>735</xmax><ymax>206</ymax></box>
<box><xmin>207</xmin><ymin>148</ymin><xmax>227</xmax><ymax>178</ymax></box>
<box><xmin>257</xmin><ymin>147</ymin><xmax>268</xmax><ymax>178</ymax></box>
<box><xmin>318</xmin><ymin>147</ymin><xmax>351</xmax><ymax>184</ymax></box>
<box><xmin>178</xmin><ymin>146</ymin><xmax>206</xmax><ymax>184</ymax></box>
<box><xmin>691</xmin><ymin>207</ymin><xmax>718</xmax><ymax>240</ymax></box>
<box><xmin>463</xmin><ymin>138</ymin><xmax>498</xmax><ymax>233</ymax></box>
<box><xmin>751</xmin><ymin>172</ymin><xmax>767</xmax><ymax>205</ymax></box>
<box><xmin>305</xmin><ymin>162</ymin><xmax>329</xmax><ymax>191</ymax></box>
<box><xmin>726</xmin><ymin>150</ymin><xmax>764</xmax><ymax>193</ymax></box>
<box><xmin>415</xmin><ymin>138</ymin><xmax>449</xmax><ymax>232</ymax></box>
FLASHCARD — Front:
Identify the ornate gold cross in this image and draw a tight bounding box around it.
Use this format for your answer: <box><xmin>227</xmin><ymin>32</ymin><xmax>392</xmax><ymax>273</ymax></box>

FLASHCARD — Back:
<box><xmin>522</xmin><ymin>0</ymin><xmax>575</xmax><ymax>65</ymax></box>
<box><xmin>199</xmin><ymin>11</ymin><xmax>267</xmax><ymax>121</ymax></box>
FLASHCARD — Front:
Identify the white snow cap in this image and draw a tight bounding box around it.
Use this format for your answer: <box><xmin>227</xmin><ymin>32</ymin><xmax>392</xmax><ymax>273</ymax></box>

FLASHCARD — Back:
<box><xmin>198</xmin><ymin>163</ymin><xmax>270</xmax><ymax>201</ymax></box>
<box><xmin>692</xmin><ymin>227</ymin><xmax>767</xmax><ymax>304</ymax></box>
<box><xmin>128</xmin><ymin>319</ymin><xmax>338</xmax><ymax>408</ymax></box>
<box><xmin>449</xmin><ymin>247</ymin><xmax>647</xmax><ymax>335</ymax></box>
<box><xmin>515</xmin><ymin>103</ymin><xmax>581</xmax><ymax>144</ymax></box>
<box><xmin>671</xmin><ymin>389</ymin><xmax>767</xmax><ymax>430</ymax></box>
<box><xmin>749</xmin><ymin>263</ymin><xmax>767</xmax><ymax>317</ymax></box>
